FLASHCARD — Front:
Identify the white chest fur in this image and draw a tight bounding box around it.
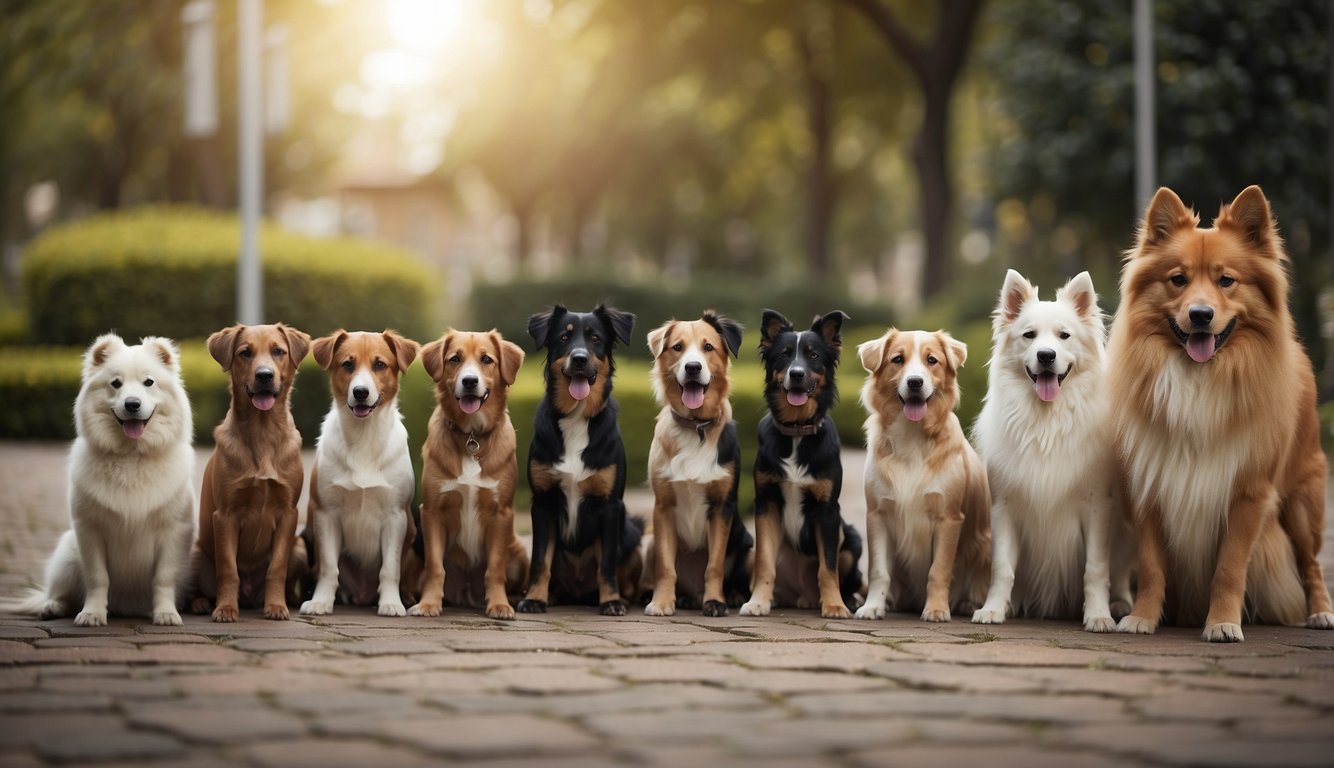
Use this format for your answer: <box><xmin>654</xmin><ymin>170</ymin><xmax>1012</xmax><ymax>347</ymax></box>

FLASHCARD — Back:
<box><xmin>657</xmin><ymin>425</ymin><xmax>731</xmax><ymax>552</ymax></box>
<box><xmin>554</xmin><ymin>414</ymin><xmax>594</xmax><ymax>544</ymax></box>
<box><xmin>439</xmin><ymin>456</ymin><xmax>499</xmax><ymax>566</ymax></box>
<box><xmin>779</xmin><ymin>438</ymin><xmax>815</xmax><ymax>547</ymax></box>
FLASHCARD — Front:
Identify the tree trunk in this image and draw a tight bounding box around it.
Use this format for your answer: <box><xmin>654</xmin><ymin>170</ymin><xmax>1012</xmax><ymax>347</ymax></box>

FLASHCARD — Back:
<box><xmin>915</xmin><ymin>86</ymin><xmax>951</xmax><ymax>299</ymax></box>
<box><xmin>801</xmin><ymin>5</ymin><xmax>835</xmax><ymax>277</ymax></box>
<box><xmin>513</xmin><ymin>201</ymin><xmax>533</xmax><ymax>272</ymax></box>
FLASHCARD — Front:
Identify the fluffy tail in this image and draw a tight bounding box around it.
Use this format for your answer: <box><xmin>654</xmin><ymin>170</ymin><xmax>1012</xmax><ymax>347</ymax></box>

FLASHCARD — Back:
<box><xmin>0</xmin><ymin>587</ymin><xmax>59</xmax><ymax>618</ymax></box>
<box><xmin>1246</xmin><ymin>521</ymin><xmax>1307</xmax><ymax>626</ymax></box>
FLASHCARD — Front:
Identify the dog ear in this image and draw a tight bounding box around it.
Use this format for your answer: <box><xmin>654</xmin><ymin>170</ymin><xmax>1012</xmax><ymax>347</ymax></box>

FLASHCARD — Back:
<box><xmin>939</xmin><ymin>332</ymin><xmax>968</xmax><ymax>371</ymax></box>
<box><xmin>527</xmin><ymin>306</ymin><xmax>561</xmax><ymax>351</ymax></box>
<box><xmin>998</xmin><ymin>269</ymin><xmax>1035</xmax><ymax>325</ymax></box>
<box><xmin>646</xmin><ymin>323</ymin><xmax>670</xmax><ymax>360</ymax></box>
<box><xmin>1139</xmin><ymin>187</ymin><xmax>1197</xmax><ymax>247</ymax></box>
<box><xmin>1057</xmin><ymin>271</ymin><xmax>1100</xmax><ymax>319</ymax></box>
<box><xmin>493</xmin><ymin>332</ymin><xmax>526</xmax><ymax>387</ymax></box>
<box><xmin>758</xmin><ymin>309</ymin><xmax>791</xmax><ymax>352</ymax></box>
<box><xmin>206</xmin><ymin>325</ymin><xmax>242</xmax><ymax>371</ymax></box>
<box><xmin>596</xmin><ymin>304</ymin><xmax>635</xmax><ymax>346</ymax></box>
<box><xmin>420</xmin><ymin>333</ymin><xmax>449</xmax><ymax>383</ymax></box>
<box><xmin>703</xmin><ymin>311</ymin><xmax>744</xmax><ymax>359</ymax></box>
<box><xmin>86</xmin><ymin>333</ymin><xmax>125</xmax><ymax>372</ymax></box>
<box><xmin>281</xmin><ymin>325</ymin><xmax>312</xmax><ymax>366</ymax></box>
<box><xmin>140</xmin><ymin>336</ymin><xmax>181</xmax><ymax>372</ymax></box>
<box><xmin>858</xmin><ymin>330</ymin><xmax>893</xmax><ymax>373</ymax></box>
<box><xmin>1217</xmin><ymin>185</ymin><xmax>1277</xmax><ymax>252</ymax></box>
<box><xmin>383</xmin><ymin>330</ymin><xmax>420</xmax><ymax>373</ymax></box>
<box><xmin>813</xmin><ymin>310</ymin><xmax>849</xmax><ymax>351</ymax></box>
<box><xmin>312</xmin><ymin>331</ymin><xmax>347</xmax><ymax>371</ymax></box>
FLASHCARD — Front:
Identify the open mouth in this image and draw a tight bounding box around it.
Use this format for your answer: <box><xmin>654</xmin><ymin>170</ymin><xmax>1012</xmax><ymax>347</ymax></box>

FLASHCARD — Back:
<box><xmin>784</xmin><ymin>385</ymin><xmax>814</xmax><ymax>407</ymax></box>
<box><xmin>115</xmin><ymin>414</ymin><xmax>150</xmax><ymax>439</ymax></box>
<box><xmin>680</xmin><ymin>380</ymin><xmax>708</xmax><ymax>410</ymax></box>
<box><xmin>567</xmin><ymin>372</ymin><xmax>595</xmax><ymax>402</ymax></box>
<box><xmin>898</xmin><ymin>393</ymin><xmax>930</xmax><ymax>423</ymax></box>
<box><xmin>457</xmin><ymin>392</ymin><xmax>488</xmax><ymax>414</ymax></box>
<box><xmin>1168</xmin><ymin>317</ymin><xmax>1237</xmax><ymax>363</ymax></box>
<box><xmin>246</xmin><ymin>386</ymin><xmax>279</xmax><ymax>412</ymax></box>
<box><xmin>349</xmin><ymin>402</ymin><xmax>376</xmax><ymax>418</ymax></box>
<box><xmin>1025</xmin><ymin>366</ymin><xmax>1071</xmax><ymax>403</ymax></box>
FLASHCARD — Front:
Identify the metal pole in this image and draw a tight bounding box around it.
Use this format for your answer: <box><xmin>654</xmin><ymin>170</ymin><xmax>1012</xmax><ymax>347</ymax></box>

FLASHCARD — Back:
<box><xmin>237</xmin><ymin>0</ymin><xmax>263</xmax><ymax>325</ymax></box>
<box><xmin>1133</xmin><ymin>0</ymin><xmax>1155</xmax><ymax>211</ymax></box>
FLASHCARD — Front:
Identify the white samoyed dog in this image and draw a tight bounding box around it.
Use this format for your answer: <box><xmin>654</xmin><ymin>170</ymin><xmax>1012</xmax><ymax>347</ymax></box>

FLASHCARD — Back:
<box><xmin>11</xmin><ymin>334</ymin><xmax>195</xmax><ymax>626</ymax></box>
<box><xmin>970</xmin><ymin>270</ymin><xmax>1133</xmax><ymax>632</ymax></box>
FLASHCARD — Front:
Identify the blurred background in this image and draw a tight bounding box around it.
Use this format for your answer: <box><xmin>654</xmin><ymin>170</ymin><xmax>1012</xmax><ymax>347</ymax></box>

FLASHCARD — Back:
<box><xmin>1</xmin><ymin>0</ymin><xmax>1332</xmax><ymax>480</ymax></box>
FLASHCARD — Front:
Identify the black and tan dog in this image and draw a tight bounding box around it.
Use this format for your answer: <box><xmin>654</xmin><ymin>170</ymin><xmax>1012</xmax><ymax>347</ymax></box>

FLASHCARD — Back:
<box><xmin>642</xmin><ymin>311</ymin><xmax>753</xmax><ymax>617</ymax></box>
<box><xmin>518</xmin><ymin>304</ymin><xmax>644</xmax><ymax>616</ymax></box>
<box><xmin>740</xmin><ymin>310</ymin><xmax>864</xmax><ymax>619</ymax></box>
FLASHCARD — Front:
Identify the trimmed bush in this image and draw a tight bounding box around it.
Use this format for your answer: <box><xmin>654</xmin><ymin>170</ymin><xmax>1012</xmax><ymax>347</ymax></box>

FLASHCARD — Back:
<box><xmin>22</xmin><ymin>205</ymin><xmax>440</xmax><ymax>346</ymax></box>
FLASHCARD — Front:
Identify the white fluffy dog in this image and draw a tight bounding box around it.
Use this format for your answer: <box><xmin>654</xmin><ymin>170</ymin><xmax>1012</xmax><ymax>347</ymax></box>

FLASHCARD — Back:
<box><xmin>970</xmin><ymin>271</ymin><xmax>1133</xmax><ymax>632</ymax></box>
<box><xmin>13</xmin><ymin>334</ymin><xmax>195</xmax><ymax>626</ymax></box>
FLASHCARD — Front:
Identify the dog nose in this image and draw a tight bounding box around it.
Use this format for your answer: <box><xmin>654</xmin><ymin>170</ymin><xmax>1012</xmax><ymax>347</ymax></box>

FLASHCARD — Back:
<box><xmin>1189</xmin><ymin>305</ymin><xmax>1214</xmax><ymax>328</ymax></box>
<box><xmin>789</xmin><ymin>368</ymin><xmax>806</xmax><ymax>381</ymax></box>
<box><xmin>255</xmin><ymin>367</ymin><xmax>274</xmax><ymax>383</ymax></box>
<box><xmin>461</xmin><ymin>375</ymin><xmax>478</xmax><ymax>391</ymax></box>
<box><xmin>684</xmin><ymin>362</ymin><xmax>702</xmax><ymax>377</ymax></box>
<box><xmin>570</xmin><ymin>350</ymin><xmax>589</xmax><ymax>370</ymax></box>
<box><xmin>906</xmin><ymin>376</ymin><xmax>924</xmax><ymax>392</ymax></box>
<box><xmin>124</xmin><ymin>397</ymin><xmax>141</xmax><ymax>413</ymax></box>
<box><xmin>352</xmin><ymin>386</ymin><xmax>370</xmax><ymax>401</ymax></box>
<box><xmin>1036</xmin><ymin>348</ymin><xmax>1056</xmax><ymax>365</ymax></box>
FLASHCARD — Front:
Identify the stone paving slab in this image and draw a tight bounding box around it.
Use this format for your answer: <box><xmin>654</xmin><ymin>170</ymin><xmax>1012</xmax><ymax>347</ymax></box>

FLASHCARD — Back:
<box><xmin>0</xmin><ymin>441</ymin><xmax>1332</xmax><ymax>767</ymax></box>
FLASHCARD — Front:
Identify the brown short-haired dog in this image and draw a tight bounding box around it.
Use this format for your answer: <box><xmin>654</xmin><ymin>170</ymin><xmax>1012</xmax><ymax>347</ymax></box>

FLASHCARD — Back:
<box><xmin>409</xmin><ymin>329</ymin><xmax>530</xmax><ymax>620</ymax></box>
<box><xmin>191</xmin><ymin>323</ymin><xmax>311</xmax><ymax>622</ymax></box>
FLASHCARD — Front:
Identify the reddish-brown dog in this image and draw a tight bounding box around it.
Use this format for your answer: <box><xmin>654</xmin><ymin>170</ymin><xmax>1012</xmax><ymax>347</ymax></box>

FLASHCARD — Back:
<box><xmin>409</xmin><ymin>329</ymin><xmax>530</xmax><ymax>620</ymax></box>
<box><xmin>191</xmin><ymin>323</ymin><xmax>311</xmax><ymax>622</ymax></box>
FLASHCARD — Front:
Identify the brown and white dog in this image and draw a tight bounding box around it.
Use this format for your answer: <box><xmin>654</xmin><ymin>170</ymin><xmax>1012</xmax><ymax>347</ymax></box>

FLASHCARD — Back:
<box><xmin>299</xmin><ymin>330</ymin><xmax>420</xmax><ymax>617</ymax></box>
<box><xmin>855</xmin><ymin>328</ymin><xmax>990</xmax><ymax>622</ymax></box>
<box><xmin>191</xmin><ymin>323</ymin><xmax>311</xmax><ymax>622</ymax></box>
<box><xmin>409</xmin><ymin>329</ymin><xmax>530</xmax><ymax>620</ymax></box>
<box><xmin>643</xmin><ymin>311</ymin><xmax>753</xmax><ymax>617</ymax></box>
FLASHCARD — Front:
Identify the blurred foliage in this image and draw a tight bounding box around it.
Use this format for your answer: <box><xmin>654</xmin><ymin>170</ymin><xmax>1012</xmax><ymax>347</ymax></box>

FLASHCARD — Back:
<box><xmin>22</xmin><ymin>205</ymin><xmax>439</xmax><ymax>345</ymax></box>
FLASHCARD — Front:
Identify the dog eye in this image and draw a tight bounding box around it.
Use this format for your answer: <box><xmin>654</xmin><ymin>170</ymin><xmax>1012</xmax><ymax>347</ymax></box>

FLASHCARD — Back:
<box><xmin>342</xmin><ymin>360</ymin><xmax>354</xmax><ymax>371</ymax></box>
<box><xmin>672</xmin><ymin>342</ymin><xmax>684</xmax><ymax>352</ymax></box>
<box><xmin>808</xmin><ymin>350</ymin><xmax>819</xmax><ymax>360</ymax></box>
<box><xmin>448</xmin><ymin>354</ymin><xmax>461</xmax><ymax>364</ymax></box>
<box><xmin>372</xmin><ymin>360</ymin><xmax>388</xmax><ymax>371</ymax></box>
<box><xmin>927</xmin><ymin>355</ymin><xmax>938</xmax><ymax>365</ymax></box>
<box><xmin>1022</xmin><ymin>330</ymin><xmax>1036</xmax><ymax>339</ymax></box>
<box><xmin>1170</xmin><ymin>274</ymin><xmax>1187</xmax><ymax>287</ymax></box>
<box><xmin>273</xmin><ymin>347</ymin><xmax>286</xmax><ymax>358</ymax></box>
<box><xmin>144</xmin><ymin>378</ymin><xmax>154</xmax><ymax>387</ymax></box>
<box><xmin>239</xmin><ymin>348</ymin><xmax>253</xmax><ymax>359</ymax></box>
<box><xmin>1219</xmin><ymin>275</ymin><xmax>1235</xmax><ymax>287</ymax></box>
<box><xmin>590</xmin><ymin>333</ymin><xmax>600</xmax><ymax>343</ymax></box>
<box><xmin>560</xmin><ymin>333</ymin><xmax>570</xmax><ymax>342</ymax></box>
<box><xmin>1059</xmin><ymin>332</ymin><xmax>1070</xmax><ymax>340</ymax></box>
<box><xmin>111</xmin><ymin>378</ymin><xmax>122</xmax><ymax>389</ymax></box>
<box><xmin>890</xmin><ymin>355</ymin><xmax>903</xmax><ymax>364</ymax></box>
<box><xmin>703</xmin><ymin>342</ymin><xmax>715</xmax><ymax>352</ymax></box>
<box><xmin>480</xmin><ymin>354</ymin><xmax>493</xmax><ymax>365</ymax></box>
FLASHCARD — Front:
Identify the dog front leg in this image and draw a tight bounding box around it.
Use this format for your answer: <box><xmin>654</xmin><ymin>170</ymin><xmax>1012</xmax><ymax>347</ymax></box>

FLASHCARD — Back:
<box><xmin>857</xmin><ymin>497</ymin><xmax>893</xmax><ymax>620</ymax></box>
<box><xmin>72</xmin><ymin>516</ymin><xmax>109</xmax><ymax>627</ymax></box>
<box><xmin>410</xmin><ymin>500</ymin><xmax>448</xmax><ymax>617</ymax></box>
<box><xmin>262</xmin><ymin>504</ymin><xmax>298</xmax><ymax>620</ymax></box>
<box><xmin>740</xmin><ymin>499</ymin><xmax>781</xmax><ymax>616</ymax></box>
<box><xmin>814</xmin><ymin>505</ymin><xmax>851</xmax><ymax>619</ymax></box>
<box><xmin>922</xmin><ymin>494</ymin><xmax>962</xmax><ymax>622</ymax></box>
<box><xmin>150</xmin><ymin>500</ymin><xmax>192</xmax><ymax>626</ymax></box>
<box><xmin>1116</xmin><ymin>503</ymin><xmax>1167</xmax><ymax>635</ymax></box>
<box><xmin>1080</xmin><ymin>497</ymin><xmax>1116</xmax><ymax>632</ymax></box>
<box><xmin>211</xmin><ymin>511</ymin><xmax>242</xmax><ymax>622</ymax></box>
<box><xmin>701</xmin><ymin>508</ymin><xmax>732</xmax><ymax>617</ymax></box>
<box><xmin>1278</xmin><ymin>470</ymin><xmax>1334</xmax><ymax>629</ymax></box>
<box><xmin>596</xmin><ymin>501</ymin><xmax>627</xmax><ymax>616</ymax></box>
<box><xmin>645</xmin><ymin>488</ymin><xmax>679</xmax><ymax>617</ymax></box>
<box><xmin>1201</xmin><ymin>486</ymin><xmax>1277</xmax><ymax>642</ymax></box>
<box><xmin>518</xmin><ymin>492</ymin><xmax>558</xmax><ymax>612</ymax></box>
<box><xmin>376</xmin><ymin>506</ymin><xmax>408</xmax><ymax>617</ymax></box>
<box><xmin>300</xmin><ymin>504</ymin><xmax>342</xmax><ymax>616</ymax></box>
<box><xmin>482</xmin><ymin>506</ymin><xmax>517</xmax><ymax>620</ymax></box>
<box><xmin>973</xmin><ymin>497</ymin><xmax>1017</xmax><ymax>625</ymax></box>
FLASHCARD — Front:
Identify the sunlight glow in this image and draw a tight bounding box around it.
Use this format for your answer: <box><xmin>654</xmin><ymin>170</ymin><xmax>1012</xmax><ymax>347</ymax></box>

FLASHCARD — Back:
<box><xmin>386</xmin><ymin>0</ymin><xmax>465</xmax><ymax>54</ymax></box>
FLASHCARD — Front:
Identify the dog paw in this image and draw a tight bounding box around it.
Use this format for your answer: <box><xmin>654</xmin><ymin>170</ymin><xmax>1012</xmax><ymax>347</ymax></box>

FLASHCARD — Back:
<box><xmin>152</xmin><ymin>609</ymin><xmax>183</xmax><ymax>627</ymax></box>
<box><xmin>702</xmin><ymin>600</ymin><xmax>728</xmax><ymax>618</ymax></box>
<box><xmin>262</xmin><ymin>603</ymin><xmax>290</xmax><ymax>621</ymax></box>
<box><xmin>300</xmin><ymin>599</ymin><xmax>333</xmax><ymax>616</ymax></box>
<box><xmin>516</xmin><ymin>599</ymin><xmax>547</xmax><ymax>614</ymax></box>
<box><xmin>408</xmin><ymin>601</ymin><xmax>442</xmax><ymax>617</ymax></box>
<box><xmin>73</xmin><ymin>609</ymin><xmax>107</xmax><ymax>627</ymax></box>
<box><xmin>189</xmin><ymin>596</ymin><xmax>213</xmax><ymax>615</ymax></box>
<box><xmin>599</xmin><ymin>599</ymin><xmax>627</xmax><ymax>617</ymax></box>
<box><xmin>738</xmin><ymin>600</ymin><xmax>770</xmax><ymax>617</ymax></box>
<box><xmin>854</xmin><ymin>602</ymin><xmax>886</xmax><ymax>620</ymax></box>
<box><xmin>378</xmin><ymin>601</ymin><xmax>407</xmax><ymax>618</ymax></box>
<box><xmin>1202</xmin><ymin>622</ymin><xmax>1244</xmax><ymax>643</ymax></box>
<box><xmin>36</xmin><ymin>600</ymin><xmax>66</xmax><ymax>620</ymax></box>
<box><xmin>971</xmin><ymin>608</ymin><xmax>1005</xmax><ymax>625</ymax></box>
<box><xmin>486</xmin><ymin>603</ymin><xmax>516</xmax><ymax>621</ymax></box>
<box><xmin>644</xmin><ymin>600</ymin><xmax>675</xmax><ymax>617</ymax></box>
<box><xmin>1083</xmin><ymin>614</ymin><xmax>1117</xmax><ymax>633</ymax></box>
<box><xmin>1110</xmin><ymin>600</ymin><xmax>1132</xmax><ymax>620</ymax></box>
<box><xmin>821</xmin><ymin>603</ymin><xmax>852</xmax><ymax>620</ymax></box>
<box><xmin>920</xmin><ymin>606</ymin><xmax>951</xmax><ymax>623</ymax></box>
<box><xmin>794</xmin><ymin>596</ymin><xmax>817</xmax><ymax>610</ymax></box>
<box><xmin>211</xmin><ymin>604</ymin><xmax>239</xmax><ymax>623</ymax></box>
<box><xmin>1307</xmin><ymin>612</ymin><xmax>1334</xmax><ymax>630</ymax></box>
<box><xmin>677</xmin><ymin>595</ymin><xmax>700</xmax><ymax>610</ymax></box>
<box><xmin>1116</xmin><ymin>615</ymin><xmax>1156</xmax><ymax>634</ymax></box>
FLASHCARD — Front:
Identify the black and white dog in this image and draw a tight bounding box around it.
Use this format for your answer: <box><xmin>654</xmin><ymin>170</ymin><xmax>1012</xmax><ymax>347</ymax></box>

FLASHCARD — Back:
<box><xmin>518</xmin><ymin>304</ymin><xmax>644</xmax><ymax>616</ymax></box>
<box><xmin>740</xmin><ymin>309</ymin><xmax>863</xmax><ymax>618</ymax></box>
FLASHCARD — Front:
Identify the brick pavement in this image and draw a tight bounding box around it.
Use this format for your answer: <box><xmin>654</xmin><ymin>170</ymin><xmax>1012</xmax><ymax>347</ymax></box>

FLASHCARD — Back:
<box><xmin>1</xmin><ymin>440</ymin><xmax>1333</xmax><ymax>767</ymax></box>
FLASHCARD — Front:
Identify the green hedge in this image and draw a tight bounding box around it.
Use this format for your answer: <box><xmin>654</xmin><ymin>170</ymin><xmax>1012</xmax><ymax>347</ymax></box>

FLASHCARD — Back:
<box><xmin>22</xmin><ymin>205</ymin><xmax>440</xmax><ymax>346</ymax></box>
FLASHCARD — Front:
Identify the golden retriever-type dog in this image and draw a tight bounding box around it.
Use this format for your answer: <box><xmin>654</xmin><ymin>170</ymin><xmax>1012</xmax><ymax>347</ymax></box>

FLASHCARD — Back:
<box><xmin>855</xmin><ymin>328</ymin><xmax>990</xmax><ymax>622</ymax></box>
<box><xmin>191</xmin><ymin>323</ymin><xmax>311</xmax><ymax>622</ymax></box>
<box><xmin>1109</xmin><ymin>185</ymin><xmax>1333</xmax><ymax>642</ymax></box>
<box><xmin>642</xmin><ymin>311</ymin><xmax>753</xmax><ymax>617</ymax></box>
<box><xmin>299</xmin><ymin>330</ymin><xmax>420</xmax><ymax>617</ymax></box>
<box><xmin>409</xmin><ymin>329</ymin><xmax>530</xmax><ymax>620</ymax></box>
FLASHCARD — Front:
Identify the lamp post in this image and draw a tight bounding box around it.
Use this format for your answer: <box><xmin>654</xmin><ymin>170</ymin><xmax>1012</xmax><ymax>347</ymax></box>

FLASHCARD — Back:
<box><xmin>1133</xmin><ymin>0</ymin><xmax>1155</xmax><ymax>212</ymax></box>
<box><xmin>237</xmin><ymin>0</ymin><xmax>264</xmax><ymax>325</ymax></box>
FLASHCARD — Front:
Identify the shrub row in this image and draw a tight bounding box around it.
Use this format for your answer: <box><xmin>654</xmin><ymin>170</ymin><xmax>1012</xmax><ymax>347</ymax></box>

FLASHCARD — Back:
<box><xmin>22</xmin><ymin>206</ymin><xmax>440</xmax><ymax>346</ymax></box>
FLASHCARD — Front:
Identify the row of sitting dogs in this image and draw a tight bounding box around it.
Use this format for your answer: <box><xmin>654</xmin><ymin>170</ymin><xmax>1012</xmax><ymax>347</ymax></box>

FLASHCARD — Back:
<box><xmin>12</xmin><ymin>185</ymin><xmax>1334</xmax><ymax>642</ymax></box>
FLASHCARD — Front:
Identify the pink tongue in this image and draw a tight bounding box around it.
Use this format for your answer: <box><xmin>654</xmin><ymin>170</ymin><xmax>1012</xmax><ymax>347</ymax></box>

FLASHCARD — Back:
<box><xmin>682</xmin><ymin>383</ymin><xmax>705</xmax><ymax>410</ymax></box>
<box><xmin>1035</xmin><ymin>372</ymin><xmax>1061</xmax><ymax>402</ymax></box>
<box><xmin>460</xmin><ymin>396</ymin><xmax>482</xmax><ymax>414</ymax></box>
<box><xmin>251</xmin><ymin>393</ymin><xmax>277</xmax><ymax>411</ymax></box>
<box><xmin>1186</xmin><ymin>334</ymin><xmax>1215</xmax><ymax>363</ymax></box>
<box><xmin>786</xmin><ymin>389</ymin><xmax>809</xmax><ymax>407</ymax></box>
<box><xmin>569</xmin><ymin>376</ymin><xmax>591</xmax><ymax>401</ymax></box>
<box><xmin>122</xmin><ymin>420</ymin><xmax>146</xmax><ymax>439</ymax></box>
<box><xmin>352</xmin><ymin>404</ymin><xmax>374</xmax><ymax>418</ymax></box>
<box><xmin>903</xmin><ymin>399</ymin><xmax>927</xmax><ymax>422</ymax></box>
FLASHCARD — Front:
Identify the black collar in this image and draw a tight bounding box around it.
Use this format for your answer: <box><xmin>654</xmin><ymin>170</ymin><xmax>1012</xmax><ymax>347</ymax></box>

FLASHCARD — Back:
<box><xmin>775</xmin><ymin>420</ymin><xmax>821</xmax><ymax>437</ymax></box>
<box><xmin>671</xmin><ymin>411</ymin><xmax>716</xmax><ymax>442</ymax></box>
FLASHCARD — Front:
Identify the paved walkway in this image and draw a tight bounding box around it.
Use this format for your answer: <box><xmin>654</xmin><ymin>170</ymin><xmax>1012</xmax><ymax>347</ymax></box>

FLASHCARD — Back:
<box><xmin>1</xmin><ymin>440</ymin><xmax>1333</xmax><ymax>767</ymax></box>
